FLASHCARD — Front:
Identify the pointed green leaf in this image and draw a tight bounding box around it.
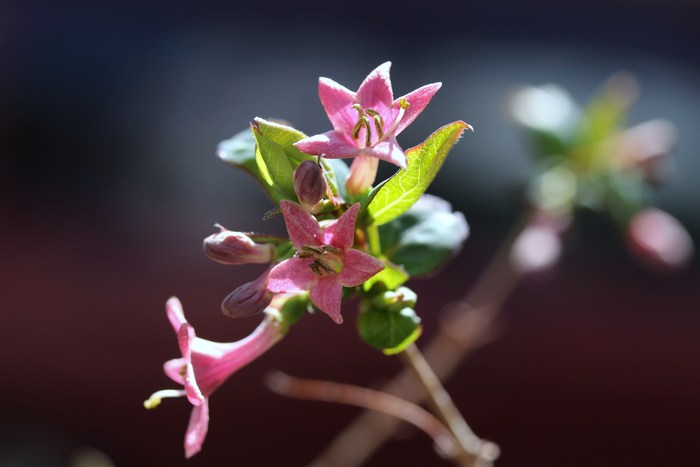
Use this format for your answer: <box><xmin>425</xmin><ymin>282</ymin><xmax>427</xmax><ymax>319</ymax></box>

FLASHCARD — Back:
<box><xmin>367</xmin><ymin>121</ymin><xmax>470</xmax><ymax>226</ymax></box>
<box><xmin>253</xmin><ymin>117</ymin><xmax>311</xmax><ymax>163</ymax></box>
<box><xmin>217</xmin><ymin>127</ymin><xmax>261</xmax><ymax>178</ymax></box>
<box><xmin>252</xmin><ymin>126</ymin><xmax>296</xmax><ymax>200</ymax></box>
<box><xmin>218</xmin><ymin>127</ymin><xmax>289</xmax><ymax>202</ymax></box>
<box><xmin>254</xmin><ymin>118</ymin><xmax>345</xmax><ymax>204</ymax></box>
<box><xmin>357</xmin><ymin>178</ymin><xmax>389</xmax><ymax>226</ymax></box>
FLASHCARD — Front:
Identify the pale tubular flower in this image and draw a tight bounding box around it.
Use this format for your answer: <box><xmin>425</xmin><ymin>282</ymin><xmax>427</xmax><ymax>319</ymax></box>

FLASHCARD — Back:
<box><xmin>294</xmin><ymin>62</ymin><xmax>441</xmax><ymax>192</ymax></box>
<box><xmin>267</xmin><ymin>201</ymin><xmax>384</xmax><ymax>324</ymax></box>
<box><xmin>144</xmin><ymin>296</ymin><xmax>288</xmax><ymax>458</ymax></box>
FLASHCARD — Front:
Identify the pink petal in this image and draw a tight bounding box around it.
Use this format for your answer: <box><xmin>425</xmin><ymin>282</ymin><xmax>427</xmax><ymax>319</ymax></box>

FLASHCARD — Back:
<box><xmin>318</xmin><ymin>77</ymin><xmax>357</xmax><ymax>135</ymax></box>
<box><xmin>309</xmin><ymin>275</ymin><xmax>343</xmax><ymax>324</ymax></box>
<box><xmin>294</xmin><ymin>130</ymin><xmax>361</xmax><ymax>159</ymax></box>
<box><xmin>164</xmin><ymin>357</ymin><xmax>186</xmax><ymax>385</ymax></box>
<box><xmin>178</xmin><ymin>324</ymin><xmax>205</xmax><ymax>405</ymax></box>
<box><xmin>184</xmin><ymin>398</ymin><xmax>210</xmax><ymax>458</ymax></box>
<box><xmin>267</xmin><ymin>258</ymin><xmax>317</xmax><ymax>293</ymax></box>
<box><xmin>324</xmin><ymin>203</ymin><xmax>360</xmax><ymax>250</ymax></box>
<box><xmin>338</xmin><ymin>249</ymin><xmax>385</xmax><ymax>287</ymax></box>
<box><xmin>356</xmin><ymin>62</ymin><xmax>394</xmax><ymax>111</ymax></box>
<box><xmin>279</xmin><ymin>200</ymin><xmax>323</xmax><ymax>249</ymax></box>
<box><xmin>393</xmin><ymin>82</ymin><xmax>442</xmax><ymax>136</ymax></box>
<box><xmin>166</xmin><ymin>296</ymin><xmax>187</xmax><ymax>333</ymax></box>
<box><xmin>363</xmin><ymin>139</ymin><xmax>407</xmax><ymax>168</ymax></box>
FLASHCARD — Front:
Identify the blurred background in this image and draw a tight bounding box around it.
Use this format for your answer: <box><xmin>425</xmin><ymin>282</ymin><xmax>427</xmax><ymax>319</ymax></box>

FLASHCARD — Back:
<box><xmin>2</xmin><ymin>1</ymin><xmax>699</xmax><ymax>466</ymax></box>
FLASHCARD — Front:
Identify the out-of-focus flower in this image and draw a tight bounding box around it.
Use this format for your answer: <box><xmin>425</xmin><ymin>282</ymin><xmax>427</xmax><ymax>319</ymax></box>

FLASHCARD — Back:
<box><xmin>614</xmin><ymin>119</ymin><xmax>677</xmax><ymax>184</ymax></box>
<box><xmin>144</xmin><ymin>297</ymin><xmax>287</xmax><ymax>458</ymax></box>
<box><xmin>510</xmin><ymin>214</ymin><xmax>569</xmax><ymax>274</ymax></box>
<box><xmin>626</xmin><ymin>208</ymin><xmax>694</xmax><ymax>272</ymax></box>
<box><xmin>267</xmin><ymin>201</ymin><xmax>384</xmax><ymax>323</ymax></box>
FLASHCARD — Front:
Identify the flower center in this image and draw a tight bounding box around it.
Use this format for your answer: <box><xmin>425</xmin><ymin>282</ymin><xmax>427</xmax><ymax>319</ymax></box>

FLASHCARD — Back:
<box><xmin>300</xmin><ymin>244</ymin><xmax>344</xmax><ymax>276</ymax></box>
<box><xmin>350</xmin><ymin>99</ymin><xmax>410</xmax><ymax>148</ymax></box>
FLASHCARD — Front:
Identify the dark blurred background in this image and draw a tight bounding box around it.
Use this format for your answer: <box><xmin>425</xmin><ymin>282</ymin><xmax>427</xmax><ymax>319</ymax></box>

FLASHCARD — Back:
<box><xmin>2</xmin><ymin>1</ymin><xmax>699</xmax><ymax>466</ymax></box>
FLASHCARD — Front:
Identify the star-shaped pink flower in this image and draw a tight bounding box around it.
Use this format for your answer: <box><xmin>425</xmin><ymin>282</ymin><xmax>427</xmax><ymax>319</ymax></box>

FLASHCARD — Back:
<box><xmin>294</xmin><ymin>61</ymin><xmax>441</xmax><ymax>169</ymax></box>
<box><xmin>267</xmin><ymin>201</ymin><xmax>384</xmax><ymax>324</ymax></box>
<box><xmin>144</xmin><ymin>297</ymin><xmax>286</xmax><ymax>458</ymax></box>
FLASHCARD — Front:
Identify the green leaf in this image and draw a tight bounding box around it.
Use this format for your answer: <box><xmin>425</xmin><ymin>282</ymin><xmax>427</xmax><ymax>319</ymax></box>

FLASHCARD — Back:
<box><xmin>367</xmin><ymin>121</ymin><xmax>470</xmax><ymax>226</ymax></box>
<box><xmin>382</xmin><ymin>326</ymin><xmax>422</xmax><ymax>355</ymax></box>
<box><xmin>570</xmin><ymin>76</ymin><xmax>634</xmax><ymax>171</ymax></box>
<box><xmin>217</xmin><ymin>127</ymin><xmax>261</xmax><ymax>178</ymax></box>
<box><xmin>362</xmin><ymin>259</ymin><xmax>409</xmax><ymax>292</ymax></box>
<box><xmin>358</xmin><ymin>305</ymin><xmax>421</xmax><ymax>353</ymax></box>
<box><xmin>253</xmin><ymin>118</ymin><xmax>346</xmax><ymax>206</ymax></box>
<box><xmin>217</xmin><ymin>126</ymin><xmax>294</xmax><ymax>204</ymax></box>
<box><xmin>325</xmin><ymin>159</ymin><xmax>350</xmax><ymax>201</ymax></box>
<box><xmin>379</xmin><ymin>194</ymin><xmax>469</xmax><ymax>277</ymax></box>
<box><xmin>280</xmin><ymin>294</ymin><xmax>310</xmax><ymax>328</ymax></box>
<box><xmin>252</xmin><ymin>126</ymin><xmax>297</xmax><ymax>200</ymax></box>
<box><xmin>357</xmin><ymin>178</ymin><xmax>388</xmax><ymax>226</ymax></box>
<box><xmin>253</xmin><ymin>117</ymin><xmax>310</xmax><ymax>163</ymax></box>
<box><xmin>273</xmin><ymin>241</ymin><xmax>296</xmax><ymax>262</ymax></box>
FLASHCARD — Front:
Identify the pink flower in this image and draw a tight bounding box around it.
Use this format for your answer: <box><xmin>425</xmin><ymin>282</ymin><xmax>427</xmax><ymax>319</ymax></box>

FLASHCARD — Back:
<box><xmin>267</xmin><ymin>201</ymin><xmax>384</xmax><ymax>324</ymax></box>
<box><xmin>626</xmin><ymin>208</ymin><xmax>694</xmax><ymax>272</ymax></box>
<box><xmin>144</xmin><ymin>296</ymin><xmax>286</xmax><ymax>458</ymax></box>
<box><xmin>294</xmin><ymin>61</ymin><xmax>441</xmax><ymax>170</ymax></box>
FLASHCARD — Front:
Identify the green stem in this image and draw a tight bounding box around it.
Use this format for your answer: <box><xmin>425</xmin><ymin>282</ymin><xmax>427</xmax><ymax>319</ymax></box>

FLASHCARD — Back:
<box><xmin>367</xmin><ymin>224</ymin><xmax>382</xmax><ymax>257</ymax></box>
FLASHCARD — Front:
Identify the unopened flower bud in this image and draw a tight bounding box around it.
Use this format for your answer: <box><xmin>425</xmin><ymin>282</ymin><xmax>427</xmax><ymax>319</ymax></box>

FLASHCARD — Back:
<box><xmin>221</xmin><ymin>272</ymin><xmax>274</xmax><ymax>318</ymax></box>
<box><xmin>203</xmin><ymin>227</ymin><xmax>274</xmax><ymax>265</ymax></box>
<box><xmin>626</xmin><ymin>208</ymin><xmax>693</xmax><ymax>273</ymax></box>
<box><xmin>346</xmin><ymin>155</ymin><xmax>379</xmax><ymax>196</ymax></box>
<box><xmin>293</xmin><ymin>160</ymin><xmax>328</xmax><ymax>212</ymax></box>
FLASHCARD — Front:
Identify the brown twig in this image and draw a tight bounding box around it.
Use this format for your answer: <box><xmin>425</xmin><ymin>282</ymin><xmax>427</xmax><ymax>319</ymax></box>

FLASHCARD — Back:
<box><xmin>308</xmin><ymin>213</ymin><xmax>532</xmax><ymax>467</ymax></box>
<box><xmin>265</xmin><ymin>371</ymin><xmax>471</xmax><ymax>465</ymax></box>
<box><xmin>400</xmin><ymin>344</ymin><xmax>500</xmax><ymax>466</ymax></box>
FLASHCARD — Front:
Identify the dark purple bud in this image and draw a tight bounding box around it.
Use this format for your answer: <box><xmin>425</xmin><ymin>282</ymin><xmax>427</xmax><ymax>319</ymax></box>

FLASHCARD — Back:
<box><xmin>221</xmin><ymin>272</ymin><xmax>274</xmax><ymax>318</ymax></box>
<box><xmin>203</xmin><ymin>227</ymin><xmax>274</xmax><ymax>265</ymax></box>
<box><xmin>293</xmin><ymin>160</ymin><xmax>328</xmax><ymax>213</ymax></box>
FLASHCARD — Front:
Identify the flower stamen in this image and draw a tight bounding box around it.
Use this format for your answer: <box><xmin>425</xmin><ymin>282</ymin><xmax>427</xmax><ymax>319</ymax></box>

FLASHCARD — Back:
<box><xmin>375</xmin><ymin>98</ymin><xmax>410</xmax><ymax>146</ymax></box>
<box><xmin>144</xmin><ymin>389</ymin><xmax>188</xmax><ymax>409</ymax></box>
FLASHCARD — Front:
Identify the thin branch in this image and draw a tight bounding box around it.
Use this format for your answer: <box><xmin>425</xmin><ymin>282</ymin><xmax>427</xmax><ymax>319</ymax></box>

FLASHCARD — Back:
<box><xmin>309</xmin><ymin>213</ymin><xmax>532</xmax><ymax>467</ymax></box>
<box><xmin>400</xmin><ymin>344</ymin><xmax>499</xmax><ymax>466</ymax></box>
<box><xmin>265</xmin><ymin>371</ymin><xmax>470</xmax><ymax>465</ymax></box>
